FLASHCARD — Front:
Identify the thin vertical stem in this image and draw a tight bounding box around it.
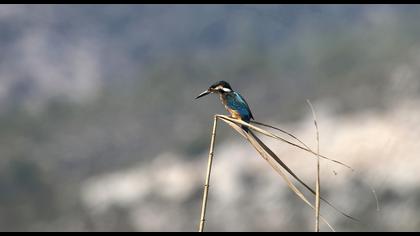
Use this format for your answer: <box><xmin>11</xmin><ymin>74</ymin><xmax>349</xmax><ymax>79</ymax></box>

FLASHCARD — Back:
<box><xmin>198</xmin><ymin>115</ymin><xmax>218</xmax><ymax>232</ymax></box>
<box><xmin>307</xmin><ymin>100</ymin><xmax>320</xmax><ymax>232</ymax></box>
<box><xmin>315</xmin><ymin>129</ymin><xmax>320</xmax><ymax>232</ymax></box>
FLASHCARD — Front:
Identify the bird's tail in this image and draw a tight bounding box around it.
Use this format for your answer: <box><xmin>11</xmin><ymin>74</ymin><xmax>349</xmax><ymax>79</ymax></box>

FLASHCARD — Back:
<box><xmin>241</xmin><ymin>125</ymin><xmax>250</xmax><ymax>133</ymax></box>
<box><xmin>241</xmin><ymin>118</ymin><xmax>253</xmax><ymax>133</ymax></box>
<box><xmin>243</xmin><ymin>128</ymin><xmax>359</xmax><ymax>223</ymax></box>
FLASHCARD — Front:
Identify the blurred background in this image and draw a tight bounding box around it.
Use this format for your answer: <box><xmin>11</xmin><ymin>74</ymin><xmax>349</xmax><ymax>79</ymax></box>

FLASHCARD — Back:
<box><xmin>1</xmin><ymin>4</ymin><xmax>420</xmax><ymax>232</ymax></box>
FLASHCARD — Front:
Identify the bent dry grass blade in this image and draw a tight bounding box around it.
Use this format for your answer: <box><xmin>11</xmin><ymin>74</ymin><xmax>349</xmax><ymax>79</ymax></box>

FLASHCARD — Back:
<box><xmin>252</xmin><ymin>115</ymin><xmax>380</xmax><ymax>217</ymax></box>
<box><xmin>217</xmin><ymin>115</ymin><xmax>359</xmax><ymax>222</ymax></box>
<box><xmin>219</xmin><ymin>115</ymin><xmax>354</xmax><ymax>171</ymax></box>
<box><xmin>221</xmin><ymin>118</ymin><xmax>336</xmax><ymax>232</ymax></box>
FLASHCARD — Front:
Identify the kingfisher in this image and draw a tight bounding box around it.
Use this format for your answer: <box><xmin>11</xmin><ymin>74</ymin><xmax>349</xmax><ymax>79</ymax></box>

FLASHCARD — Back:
<box><xmin>196</xmin><ymin>81</ymin><xmax>254</xmax><ymax>127</ymax></box>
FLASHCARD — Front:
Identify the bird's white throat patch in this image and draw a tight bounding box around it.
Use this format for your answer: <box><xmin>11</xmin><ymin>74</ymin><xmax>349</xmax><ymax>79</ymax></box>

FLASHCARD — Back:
<box><xmin>215</xmin><ymin>85</ymin><xmax>231</xmax><ymax>92</ymax></box>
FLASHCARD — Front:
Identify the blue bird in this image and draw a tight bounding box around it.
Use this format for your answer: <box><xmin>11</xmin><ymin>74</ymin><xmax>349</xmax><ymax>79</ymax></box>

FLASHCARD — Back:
<box><xmin>196</xmin><ymin>81</ymin><xmax>254</xmax><ymax>127</ymax></box>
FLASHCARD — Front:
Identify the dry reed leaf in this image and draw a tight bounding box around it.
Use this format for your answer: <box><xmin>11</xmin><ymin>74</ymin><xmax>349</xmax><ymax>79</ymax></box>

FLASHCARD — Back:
<box><xmin>218</xmin><ymin>116</ymin><xmax>359</xmax><ymax>222</ymax></box>
<box><xmin>220</xmin><ymin>118</ymin><xmax>336</xmax><ymax>232</ymax></box>
<box><xmin>219</xmin><ymin>115</ymin><xmax>353</xmax><ymax>170</ymax></box>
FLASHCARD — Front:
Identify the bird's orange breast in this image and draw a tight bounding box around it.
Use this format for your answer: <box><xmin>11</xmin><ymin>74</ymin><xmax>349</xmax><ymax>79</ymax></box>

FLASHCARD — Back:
<box><xmin>226</xmin><ymin>107</ymin><xmax>242</xmax><ymax>120</ymax></box>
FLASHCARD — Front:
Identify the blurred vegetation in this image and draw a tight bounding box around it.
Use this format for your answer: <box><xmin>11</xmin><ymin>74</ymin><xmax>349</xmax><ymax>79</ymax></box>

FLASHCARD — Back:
<box><xmin>0</xmin><ymin>5</ymin><xmax>420</xmax><ymax>231</ymax></box>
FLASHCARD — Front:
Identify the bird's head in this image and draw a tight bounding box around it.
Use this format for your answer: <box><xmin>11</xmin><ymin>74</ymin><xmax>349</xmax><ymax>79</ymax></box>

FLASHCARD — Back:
<box><xmin>195</xmin><ymin>81</ymin><xmax>233</xmax><ymax>99</ymax></box>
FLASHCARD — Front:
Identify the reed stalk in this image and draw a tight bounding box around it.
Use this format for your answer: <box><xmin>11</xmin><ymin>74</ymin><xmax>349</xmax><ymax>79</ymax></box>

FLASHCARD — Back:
<box><xmin>198</xmin><ymin>115</ymin><xmax>218</xmax><ymax>232</ymax></box>
<box><xmin>307</xmin><ymin>100</ymin><xmax>321</xmax><ymax>232</ymax></box>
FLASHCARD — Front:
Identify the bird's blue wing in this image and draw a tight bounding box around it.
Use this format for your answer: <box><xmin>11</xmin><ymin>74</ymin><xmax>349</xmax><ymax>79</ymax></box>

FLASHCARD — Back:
<box><xmin>237</xmin><ymin>93</ymin><xmax>254</xmax><ymax>120</ymax></box>
<box><xmin>226</xmin><ymin>92</ymin><xmax>254</xmax><ymax>121</ymax></box>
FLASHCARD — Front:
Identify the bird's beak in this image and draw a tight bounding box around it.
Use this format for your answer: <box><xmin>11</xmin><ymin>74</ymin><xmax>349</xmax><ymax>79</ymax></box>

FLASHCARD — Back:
<box><xmin>195</xmin><ymin>89</ymin><xmax>211</xmax><ymax>99</ymax></box>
